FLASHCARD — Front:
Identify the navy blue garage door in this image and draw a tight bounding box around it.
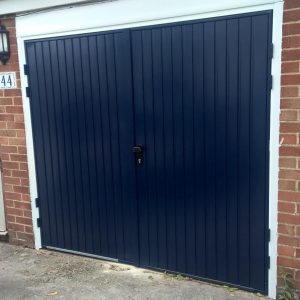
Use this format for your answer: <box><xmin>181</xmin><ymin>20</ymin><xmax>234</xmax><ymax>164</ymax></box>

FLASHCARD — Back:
<box><xmin>25</xmin><ymin>11</ymin><xmax>272</xmax><ymax>294</ymax></box>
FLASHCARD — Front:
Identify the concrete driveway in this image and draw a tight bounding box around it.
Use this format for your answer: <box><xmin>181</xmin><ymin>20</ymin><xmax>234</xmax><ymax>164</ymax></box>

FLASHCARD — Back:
<box><xmin>0</xmin><ymin>242</ymin><xmax>269</xmax><ymax>300</ymax></box>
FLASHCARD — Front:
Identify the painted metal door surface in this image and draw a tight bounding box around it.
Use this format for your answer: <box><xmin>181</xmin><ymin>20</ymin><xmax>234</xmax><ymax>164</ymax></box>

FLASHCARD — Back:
<box><xmin>130</xmin><ymin>11</ymin><xmax>272</xmax><ymax>293</ymax></box>
<box><xmin>26</xmin><ymin>31</ymin><xmax>139</xmax><ymax>263</ymax></box>
<box><xmin>25</xmin><ymin>10</ymin><xmax>272</xmax><ymax>294</ymax></box>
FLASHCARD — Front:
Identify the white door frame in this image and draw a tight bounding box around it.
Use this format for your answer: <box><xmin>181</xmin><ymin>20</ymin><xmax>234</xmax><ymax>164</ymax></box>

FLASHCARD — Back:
<box><xmin>16</xmin><ymin>1</ymin><xmax>283</xmax><ymax>297</ymax></box>
<box><xmin>0</xmin><ymin>166</ymin><xmax>6</xmax><ymax>233</ymax></box>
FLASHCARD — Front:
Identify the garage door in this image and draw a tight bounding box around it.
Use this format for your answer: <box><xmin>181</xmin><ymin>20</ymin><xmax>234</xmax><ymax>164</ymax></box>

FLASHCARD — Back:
<box><xmin>25</xmin><ymin>11</ymin><xmax>272</xmax><ymax>294</ymax></box>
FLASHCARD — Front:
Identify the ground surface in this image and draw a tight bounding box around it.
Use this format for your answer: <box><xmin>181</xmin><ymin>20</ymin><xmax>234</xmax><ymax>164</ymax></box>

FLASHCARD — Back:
<box><xmin>0</xmin><ymin>242</ymin><xmax>269</xmax><ymax>300</ymax></box>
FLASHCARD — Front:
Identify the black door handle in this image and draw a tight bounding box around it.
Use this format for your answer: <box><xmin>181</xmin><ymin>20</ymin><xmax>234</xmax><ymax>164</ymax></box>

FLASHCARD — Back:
<box><xmin>133</xmin><ymin>145</ymin><xmax>144</xmax><ymax>165</ymax></box>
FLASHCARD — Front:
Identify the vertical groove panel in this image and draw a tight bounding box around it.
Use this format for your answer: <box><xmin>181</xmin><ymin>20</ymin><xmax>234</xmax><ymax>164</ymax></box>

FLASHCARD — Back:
<box><xmin>161</xmin><ymin>27</ymin><xmax>177</xmax><ymax>270</ymax></box>
<box><xmin>192</xmin><ymin>23</ymin><xmax>206</xmax><ymax>278</ymax></box>
<box><xmin>56</xmin><ymin>39</ymin><xmax>76</xmax><ymax>250</ymax></box>
<box><xmin>215</xmin><ymin>19</ymin><xmax>227</xmax><ymax>282</ymax></box>
<box><xmin>203</xmin><ymin>22</ymin><xmax>217</xmax><ymax>279</ymax></box>
<box><xmin>26</xmin><ymin>30</ymin><xmax>137</xmax><ymax>261</ymax></box>
<box><xmin>35</xmin><ymin>42</ymin><xmax>58</xmax><ymax>247</ymax></box>
<box><xmin>97</xmin><ymin>34</ymin><xmax>116</xmax><ymax>258</ymax></box>
<box><xmin>172</xmin><ymin>26</ymin><xmax>186</xmax><ymax>273</ymax></box>
<box><xmin>131</xmin><ymin>30</ymin><xmax>149</xmax><ymax>266</ymax></box>
<box><xmin>26</xmin><ymin>11</ymin><xmax>272</xmax><ymax>294</ymax></box>
<box><xmin>226</xmin><ymin>19</ymin><xmax>239</xmax><ymax>284</ymax></box>
<box><xmin>182</xmin><ymin>24</ymin><xmax>196</xmax><ymax>276</ymax></box>
<box><xmin>237</xmin><ymin>17</ymin><xmax>252</xmax><ymax>287</ymax></box>
<box><xmin>151</xmin><ymin>28</ymin><xmax>168</xmax><ymax>269</ymax></box>
<box><xmin>142</xmin><ymin>30</ymin><xmax>158</xmax><ymax>267</ymax></box>
<box><xmin>72</xmin><ymin>37</ymin><xmax>88</xmax><ymax>252</ymax></box>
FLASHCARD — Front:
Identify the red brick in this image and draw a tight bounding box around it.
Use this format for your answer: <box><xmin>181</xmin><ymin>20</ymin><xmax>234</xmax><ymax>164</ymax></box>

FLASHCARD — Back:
<box><xmin>7</xmin><ymin>222</ymin><xmax>25</xmax><ymax>232</ymax></box>
<box><xmin>0</xmin><ymin>145</ymin><xmax>18</xmax><ymax>153</ymax></box>
<box><xmin>14</xmin><ymin>201</ymin><xmax>31</xmax><ymax>210</ymax></box>
<box><xmin>19</xmin><ymin>162</ymin><xmax>28</xmax><ymax>171</ymax></box>
<box><xmin>283</xmin><ymin>36</ymin><xmax>300</xmax><ymax>49</ymax></box>
<box><xmin>279</xmin><ymin>191</ymin><xmax>300</xmax><ymax>202</ymax></box>
<box><xmin>281</xmin><ymin>98</ymin><xmax>300</xmax><ymax>109</ymax></box>
<box><xmin>282</xmin><ymin>61</ymin><xmax>299</xmax><ymax>73</ymax></box>
<box><xmin>17</xmin><ymin>146</ymin><xmax>27</xmax><ymax>154</ymax></box>
<box><xmin>15</xmin><ymin>216</ymin><xmax>32</xmax><ymax>226</ymax></box>
<box><xmin>0</xmin><ymin>130</ymin><xmax>17</xmax><ymax>137</ymax></box>
<box><xmin>279</xmin><ymin>213</ymin><xmax>300</xmax><ymax>225</ymax></box>
<box><xmin>279</xmin><ymin>170</ymin><xmax>300</xmax><ymax>180</ymax></box>
<box><xmin>11</xmin><ymin>170</ymin><xmax>28</xmax><ymax>178</ymax></box>
<box><xmin>0</xmin><ymin>98</ymin><xmax>13</xmax><ymax>105</ymax></box>
<box><xmin>16</xmin><ymin>231</ymin><xmax>33</xmax><ymax>242</ymax></box>
<box><xmin>282</xmin><ymin>50</ymin><xmax>300</xmax><ymax>62</ymax></box>
<box><xmin>6</xmin><ymin>122</ymin><xmax>25</xmax><ymax>130</ymax></box>
<box><xmin>278</xmin><ymin>201</ymin><xmax>296</xmax><ymax>214</ymax></box>
<box><xmin>284</xmin><ymin>9</ymin><xmax>300</xmax><ymax>23</ymax></box>
<box><xmin>282</xmin><ymin>74</ymin><xmax>300</xmax><ymax>85</ymax></box>
<box><xmin>14</xmin><ymin>115</ymin><xmax>24</xmax><ymax>123</ymax></box>
<box><xmin>278</xmin><ymin>256</ymin><xmax>300</xmax><ymax>269</ymax></box>
<box><xmin>4</xmin><ymin>177</ymin><xmax>20</xmax><ymax>185</ymax></box>
<box><xmin>13</xmin><ymin>186</ymin><xmax>29</xmax><ymax>194</ymax></box>
<box><xmin>8</xmin><ymin>138</ymin><xmax>26</xmax><ymax>146</ymax></box>
<box><xmin>6</xmin><ymin>106</ymin><xmax>23</xmax><ymax>114</ymax></box>
<box><xmin>4</xmin><ymin>89</ymin><xmax>21</xmax><ymax>97</ymax></box>
<box><xmin>280</xmin><ymin>133</ymin><xmax>297</xmax><ymax>144</ymax></box>
<box><xmin>283</xmin><ymin>23</ymin><xmax>300</xmax><ymax>36</ymax></box>
<box><xmin>281</xmin><ymin>110</ymin><xmax>298</xmax><ymax>121</ymax></box>
<box><xmin>279</xmin><ymin>224</ymin><xmax>295</xmax><ymax>236</ymax></box>
<box><xmin>2</xmin><ymin>161</ymin><xmax>19</xmax><ymax>170</ymax></box>
<box><xmin>285</xmin><ymin>0</ymin><xmax>300</xmax><ymax>10</ymax></box>
<box><xmin>16</xmin><ymin>130</ymin><xmax>25</xmax><ymax>138</ymax></box>
<box><xmin>21</xmin><ymin>178</ymin><xmax>29</xmax><ymax>186</ymax></box>
<box><xmin>280</xmin><ymin>146</ymin><xmax>300</xmax><ymax>156</ymax></box>
<box><xmin>5</xmin><ymin>207</ymin><xmax>23</xmax><ymax>217</ymax></box>
<box><xmin>279</xmin><ymin>180</ymin><xmax>296</xmax><ymax>191</ymax></box>
<box><xmin>281</xmin><ymin>86</ymin><xmax>299</xmax><ymax>97</ymax></box>
<box><xmin>278</xmin><ymin>235</ymin><xmax>300</xmax><ymax>247</ymax></box>
<box><xmin>0</xmin><ymin>114</ymin><xmax>14</xmax><ymax>121</ymax></box>
<box><xmin>4</xmin><ymin>184</ymin><xmax>13</xmax><ymax>192</ymax></box>
<box><xmin>10</xmin><ymin>154</ymin><xmax>27</xmax><ymax>162</ymax></box>
<box><xmin>278</xmin><ymin>245</ymin><xmax>295</xmax><ymax>257</ymax></box>
<box><xmin>280</xmin><ymin>157</ymin><xmax>297</xmax><ymax>168</ymax></box>
<box><xmin>280</xmin><ymin>123</ymin><xmax>300</xmax><ymax>133</ymax></box>
<box><xmin>23</xmin><ymin>210</ymin><xmax>32</xmax><ymax>218</ymax></box>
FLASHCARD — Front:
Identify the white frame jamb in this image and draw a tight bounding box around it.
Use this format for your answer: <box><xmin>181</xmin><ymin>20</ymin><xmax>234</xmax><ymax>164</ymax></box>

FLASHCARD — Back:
<box><xmin>16</xmin><ymin>1</ymin><xmax>283</xmax><ymax>297</ymax></box>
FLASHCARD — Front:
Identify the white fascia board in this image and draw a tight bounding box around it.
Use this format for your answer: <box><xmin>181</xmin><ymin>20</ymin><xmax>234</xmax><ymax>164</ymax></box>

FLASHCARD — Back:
<box><xmin>16</xmin><ymin>0</ymin><xmax>282</xmax><ymax>38</ymax></box>
<box><xmin>0</xmin><ymin>0</ymin><xmax>94</xmax><ymax>16</ymax></box>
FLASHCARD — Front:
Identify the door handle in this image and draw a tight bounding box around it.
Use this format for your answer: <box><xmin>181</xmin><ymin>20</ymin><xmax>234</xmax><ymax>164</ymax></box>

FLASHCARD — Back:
<box><xmin>133</xmin><ymin>145</ymin><xmax>144</xmax><ymax>165</ymax></box>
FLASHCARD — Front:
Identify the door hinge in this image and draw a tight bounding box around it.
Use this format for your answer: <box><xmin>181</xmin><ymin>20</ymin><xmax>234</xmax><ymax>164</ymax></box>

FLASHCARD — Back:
<box><xmin>24</xmin><ymin>64</ymin><xmax>29</xmax><ymax>76</ymax></box>
<box><xmin>37</xmin><ymin>218</ymin><xmax>42</xmax><ymax>228</ymax></box>
<box><xmin>26</xmin><ymin>86</ymin><xmax>31</xmax><ymax>98</ymax></box>
<box><xmin>35</xmin><ymin>197</ymin><xmax>40</xmax><ymax>208</ymax></box>
<box><xmin>269</xmin><ymin>75</ymin><xmax>273</xmax><ymax>91</ymax></box>
<box><xmin>271</xmin><ymin>43</ymin><xmax>274</xmax><ymax>59</ymax></box>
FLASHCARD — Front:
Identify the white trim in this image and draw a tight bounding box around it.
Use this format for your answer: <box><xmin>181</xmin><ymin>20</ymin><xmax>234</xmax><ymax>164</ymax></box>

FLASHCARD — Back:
<box><xmin>16</xmin><ymin>1</ymin><xmax>283</xmax><ymax>297</ymax></box>
<box><xmin>0</xmin><ymin>0</ymin><xmax>96</xmax><ymax>16</ymax></box>
<box><xmin>0</xmin><ymin>169</ymin><xmax>6</xmax><ymax>232</ymax></box>
<box><xmin>16</xmin><ymin>1</ymin><xmax>281</xmax><ymax>40</ymax></box>
<box><xmin>268</xmin><ymin>1</ymin><xmax>283</xmax><ymax>298</ymax></box>
<box><xmin>17</xmin><ymin>39</ymin><xmax>42</xmax><ymax>249</ymax></box>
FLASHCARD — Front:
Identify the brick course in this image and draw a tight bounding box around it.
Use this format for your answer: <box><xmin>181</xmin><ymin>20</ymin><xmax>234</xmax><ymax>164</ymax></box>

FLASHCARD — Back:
<box><xmin>278</xmin><ymin>0</ymin><xmax>300</xmax><ymax>293</ymax></box>
<box><xmin>0</xmin><ymin>16</ymin><xmax>33</xmax><ymax>246</ymax></box>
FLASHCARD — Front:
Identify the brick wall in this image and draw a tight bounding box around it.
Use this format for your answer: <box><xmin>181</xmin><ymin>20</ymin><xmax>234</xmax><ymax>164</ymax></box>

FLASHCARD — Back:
<box><xmin>278</xmin><ymin>0</ymin><xmax>300</xmax><ymax>292</ymax></box>
<box><xmin>0</xmin><ymin>16</ymin><xmax>33</xmax><ymax>246</ymax></box>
